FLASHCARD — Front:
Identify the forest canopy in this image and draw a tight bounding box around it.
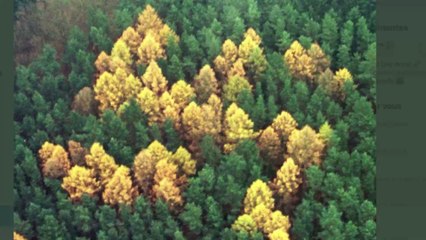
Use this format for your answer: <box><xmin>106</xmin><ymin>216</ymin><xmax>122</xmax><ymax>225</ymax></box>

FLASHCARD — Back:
<box><xmin>14</xmin><ymin>0</ymin><xmax>376</xmax><ymax>239</ymax></box>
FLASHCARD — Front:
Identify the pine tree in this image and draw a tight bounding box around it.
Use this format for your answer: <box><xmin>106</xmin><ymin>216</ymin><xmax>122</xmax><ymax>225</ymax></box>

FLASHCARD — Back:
<box><xmin>243</xmin><ymin>179</ymin><xmax>274</xmax><ymax>214</ymax></box>
<box><xmin>85</xmin><ymin>142</ymin><xmax>118</xmax><ymax>185</ymax></box>
<box><xmin>193</xmin><ymin>65</ymin><xmax>219</xmax><ymax>103</ymax></box>
<box><xmin>319</xmin><ymin>121</ymin><xmax>333</xmax><ymax>143</ymax></box>
<box><xmin>62</xmin><ymin>165</ymin><xmax>100</xmax><ymax>201</ymax></box>
<box><xmin>102</xmin><ymin>165</ymin><xmax>138</xmax><ymax>205</ymax></box>
<box><xmin>223</xmin><ymin>103</ymin><xmax>257</xmax><ymax>153</ymax></box>
<box><xmin>287</xmin><ymin>125</ymin><xmax>325</xmax><ymax>167</ymax></box>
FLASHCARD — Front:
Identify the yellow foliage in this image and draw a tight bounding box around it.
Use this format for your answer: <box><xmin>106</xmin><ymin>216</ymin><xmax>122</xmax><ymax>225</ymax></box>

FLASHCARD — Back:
<box><xmin>193</xmin><ymin>65</ymin><xmax>219</xmax><ymax>103</ymax></box>
<box><xmin>213</xmin><ymin>55</ymin><xmax>229</xmax><ymax>78</ymax></box>
<box><xmin>103</xmin><ymin>165</ymin><xmax>138</xmax><ymax>205</ymax></box>
<box><xmin>223</xmin><ymin>76</ymin><xmax>252</xmax><ymax>102</ymax></box>
<box><xmin>141</xmin><ymin>61</ymin><xmax>168</xmax><ymax>95</ymax></box>
<box><xmin>153</xmin><ymin>159</ymin><xmax>183</xmax><ymax>208</ymax></box>
<box><xmin>136</xmin><ymin>4</ymin><xmax>163</xmax><ymax>37</ymax></box>
<box><xmin>137</xmin><ymin>87</ymin><xmax>161</xmax><ymax>124</ymax></box>
<box><xmin>38</xmin><ymin>142</ymin><xmax>71</xmax><ymax>178</ymax></box>
<box><xmin>247</xmin><ymin>47</ymin><xmax>268</xmax><ymax>76</ymax></box>
<box><xmin>170</xmin><ymin>80</ymin><xmax>195</xmax><ymax>110</ymax></box>
<box><xmin>14</xmin><ymin>232</ymin><xmax>27</xmax><ymax>240</ymax></box>
<box><xmin>228</xmin><ymin>58</ymin><xmax>246</xmax><ymax>77</ymax></box>
<box><xmin>263</xmin><ymin>210</ymin><xmax>291</xmax><ymax>235</ymax></box>
<box><xmin>334</xmin><ymin>68</ymin><xmax>353</xmax><ymax>83</ymax></box>
<box><xmin>181</xmin><ymin>102</ymin><xmax>208</xmax><ymax>142</ymax></box>
<box><xmin>120</xmin><ymin>26</ymin><xmax>142</xmax><ymax>54</ymax></box>
<box><xmin>268</xmin><ymin>229</ymin><xmax>290</xmax><ymax>240</ymax></box>
<box><xmin>133</xmin><ymin>141</ymin><xmax>172</xmax><ymax>192</ymax></box>
<box><xmin>222</xmin><ymin>39</ymin><xmax>238</xmax><ymax>63</ymax></box>
<box><xmin>224</xmin><ymin>103</ymin><xmax>257</xmax><ymax>153</ymax></box>
<box><xmin>257</xmin><ymin>127</ymin><xmax>281</xmax><ymax>164</ymax></box>
<box><xmin>319</xmin><ymin>121</ymin><xmax>333</xmax><ymax>143</ymax></box>
<box><xmin>287</xmin><ymin>125</ymin><xmax>325</xmax><ymax>167</ymax></box>
<box><xmin>95</xmin><ymin>51</ymin><xmax>112</xmax><ymax>74</ymax></box>
<box><xmin>94</xmin><ymin>71</ymin><xmax>122</xmax><ymax>111</ymax></box>
<box><xmin>317</xmin><ymin>68</ymin><xmax>338</xmax><ymax>96</ymax></box>
<box><xmin>137</xmin><ymin>33</ymin><xmax>165</xmax><ymax>65</ymax></box>
<box><xmin>308</xmin><ymin>43</ymin><xmax>330</xmax><ymax>76</ymax></box>
<box><xmin>159</xmin><ymin>24</ymin><xmax>179</xmax><ymax>45</ymax></box>
<box><xmin>283</xmin><ymin>40</ymin><xmax>315</xmax><ymax>81</ymax></box>
<box><xmin>85</xmin><ymin>142</ymin><xmax>118</xmax><ymax>185</ymax></box>
<box><xmin>272</xmin><ymin>158</ymin><xmax>302</xmax><ymax>202</ymax></box>
<box><xmin>238</xmin><ymin>36</ymin><xmax>258</xmax><ymax>63</ymax></box>
<box><xmin>245</xmin><ymin>28</ymin><xmax>262</xmax><ymax>45</ymax></box>
<box><xmin>243</xmin><ymin>179</ymin><xmax>274</xmax><ymax>214</ymax></box>
<box><xmin>111</xmin><ymin>39</ymin><xmax>132</xmax><ymax>66</ymax></box>
<box><xmin>250</xmin><ymin>204</ymin><xmax>273</xmax><ymax>230</ymax></box>
<box><xmin>271</xmin><ymin>111</ymin><xmax>298</xmax><ymax>140</ymax></box>
<box><xmin>62</xmin><ymin>165</ymin><xmax>100</xmax><ymax>201</ymax></box>
<box><xmin>170</xmin><ymin>147</ymin><xmax>196</xmax><ymax>175</ymax></box>
<box><xmin>232</xmin><ymin>214</ymin><xmax>258</xmax><ymax>234</ymax></box>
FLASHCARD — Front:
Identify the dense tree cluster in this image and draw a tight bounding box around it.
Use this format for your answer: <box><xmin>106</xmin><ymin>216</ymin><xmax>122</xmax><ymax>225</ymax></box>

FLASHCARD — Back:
<box><xmin>14</xmin><ymin>1</ymin><xmax>376</xmax><ymax>239</ymax></box>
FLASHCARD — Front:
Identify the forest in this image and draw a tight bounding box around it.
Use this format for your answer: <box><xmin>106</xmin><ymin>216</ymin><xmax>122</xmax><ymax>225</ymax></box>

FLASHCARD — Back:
<box><xmin>13</xmin><ymin>0</ymin><xmax>376</xmax><ymax>239</ymax></box>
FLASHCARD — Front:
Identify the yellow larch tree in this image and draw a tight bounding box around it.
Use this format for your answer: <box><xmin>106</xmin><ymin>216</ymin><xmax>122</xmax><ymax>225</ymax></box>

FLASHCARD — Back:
<box><xmin>250</xmin><ymin>204</ymin><xmax>272</xmax><ymax>230</ymax></box>
<box><xmin>94</xmin><ymin>71</ymin><xmax>122</xmax><ymax>112</ymax></box>
<box><xmin>243</xmin><ymin>179</ymin><xmax>275</xmax><ymax>214</ymax></box>
<box><xmin>159</xmin><ymin>91</ymin><xmax>180</xmax><ymax>127</ymax></box>
<box><xmin>213</xmin><ymin>55</ymin><xmax>229</xmax><ymax>79</ymax></box>
<box><xmin>308</xmin><ymin>43</ymin><xmax>330</xmax><ymax>77</ymax></box>
<box><xmin>232</xmin><ymin>214</ymin><xmax>258</xmax><ymax>235</ymax></box>
<box><xmin>85</xmin><ymin>142</ymin><xmax>118</xmax><ymax>186</ymax></box>
<box><xmin>271</xmin><ymin>158</ymin><xmax>302</xmax><ymax>204</ymax></box>
<box><xmin>271</xmin><ymin>111</ymin><xmax>298</xmax><ymax>141</ymax></box>
<box><xmin>133</xmin><ymin>141</ymin><xmax>172</xmax><ymax>193</ymax></box>
<box><xmin>170</xmin><ymin>80</ymin><xmax>195</xmax><ymax>111</ymax></box>
<box><xmin>203</xmin><ymin>94</ymin><xmax>223</xmax><ymax>143</ymax></box>
<box><xmin>228</xmin><ymin>58</ymin><xmax>246</xmax><ymax>78</ymax></box>
<box><xmin>152</xmin><ymin>159</ymin><xmax>183</xmax><ymax>208</ymax></box>
<box><xmin>136</xmin><ymin>4</ymin><xmax>163</xmax><ymax>37</ymax></box>
<box><xmin>283</xmin><ymin>40</ymin><xmax>315</xmax><ymax>81</ymax></box>
<box><xmin>67</xmin><ymin>140</ymin><xmax>88</xmax><ymax>166</ymax></box>
<box><xmin>287</xmin><ymin>125</ymin><xmax>325</xmax><ymax>167</ymax></box>
<box><xmin>137</xmin><ymin>87</ymin><xmax>161</xmax><ymax>124</ymax></box>
<box><xmin>120</xmin><ymin>26</ymin><xmax>142</xmax><ymax>54</ymax></box>
<box><xmin>95</xmin><ymin>51</ymin><xmax>112</xmax><ymax>74</ymax></box>
<box><xmin>169</xmin><ymin>146</ymin><xmax>196</xmax><ymax>176</ymax></box>
<box><xmin>222</xmin><ymin>39</ymin><xmax>239</xmax><ymax>63</ymax></box>
<box><xmin>334</xmin><ymin>68</ymin><xmax>353</xmax><ymax>87</ymax></box>
<box><xmin>263</xmin><ymin>210</ymin><xmax>291</xmax><ymax>235</ymax></box>
<box><xmin>223</xmin><ymin>103</ymin><xmax>257</xmax><ymax>153</ymax></box>
<box><xmin>141</xmin><ymin>61</ymin><xmax>168</xmax><ymax>96</ymax></box>
<box><xmin>111</xmin><ymin>39</ymin><xmax>132</xmax><ymax>66</ymax></box>
<box><xmin>181</xmin><ymin>102</ymin><xmax>207</xmax><ymax>143</ymax></box>
<box><xmin>268</xmin><ymin>229</ymin><xmax>290</xmax><ymax>240</ymax></box>
<box><xmin>238</xmin><ymin>36</ymin><xmax>258</xmax><ymax>63</ymax></box>
<box><xmin>14</xmin><ymin>232</ymin><xmax>27</xmax><ymax>240</ymax></box>
<box><xmin>137</xmin><ymin>33</ymin><xmax>165</xmax><ymax>65</ymax></box>
<box><xmin>38</xmin><ymin>142</ymin><xmax>71</xmax><ymax>178</ymax></box>
<box><xmin>245</xmin><ymin>28</ymin><xmax>262</xmax><ymax>45</ymax></box>
<box><xmin>62</xmin><ymin>165</ymin><xmax>100</xmax><ymax>201</ymax></box>
<box><xmin>223</xmin><ymin>76</ymin><xmax>252</xmax><ymax>102</ymax></box>
<box><xmin>317</xmin><ymin>68</ymin><xmax>338</xmax><ymax>96</ymax></box>
<box><xmin>319</xmin><ymin>121</ymin><xmax>333</xmax><ymax>143</ymax></box>
<box><xmin>193</xmin><ymin>65</ymin><xmax>219</xmax><ymax>103</ymax></box>
<box><xmin>247</xmin><ymin>47</ymin><xmax>268</xmax><ymax>77</ymax></box>
<box><xmin>257</xmin><ymin>126</ymin><xmax>281</xmax><ymax>165</ymax></box>
<box><xmin>159</xmin><ymin>24</ymin><xmax>179</xmax><ymax>46</ymax></box>
<box><xmin>102</xmin><ymin>165</ymin><xmax>138</xmax><ymax>206</ymax></box>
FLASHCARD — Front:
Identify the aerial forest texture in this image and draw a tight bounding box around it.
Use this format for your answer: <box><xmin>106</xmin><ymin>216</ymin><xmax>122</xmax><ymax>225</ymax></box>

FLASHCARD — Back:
<box><xmin>13</xmin><ymin>0</ymin><xmax>376</xmax><ymax>239</ymax></box>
